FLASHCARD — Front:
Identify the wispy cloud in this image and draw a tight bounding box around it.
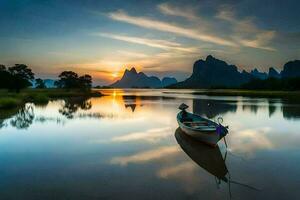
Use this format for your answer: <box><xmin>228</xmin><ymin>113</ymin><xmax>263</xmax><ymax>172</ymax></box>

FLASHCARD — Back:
<box><xmin>116</xmin><ymin>50</ymin><xmax>150</xmax><ymax>58</ymax></box>
<box><xmin>216</xmin><ymin>6</ymin><xmax>276</xmax><ymax>51</ymax></box>
<box><xmin>94</xmin><ymin>32</ymin><xmax>198</xmax><ymax>52</ymax></box>
<box><xmin>107</xmin><ymin>5</ymin><xmax>276</xmax><ymax>51</ymax></box>
<box><xmin>110</xmin><ymin>146</ymin><xmax>180</xmax><ymax>166</ymax></box>
<box><xmin>158</xmin><ymin>3</ymin><xmax>199</xmax><ymax>21</ymax></box>
<box><xmin>109</xmin><ymin>127</ymin><xmax>172</xmax><ymax>143</ymax></box>
<box><xmin>96</xmin><ymin>127</ymin><xmax>173</xmax><ymax>143</ymax></box>
<box><xmin>107</xmin><ymin>10</ymin><xmax>237</xmax><ymax>47</ymax></box>
<box><xmin>157</xmin><ymin>162</ymin><xmax>196</xmax><ymax>178</ymax></box>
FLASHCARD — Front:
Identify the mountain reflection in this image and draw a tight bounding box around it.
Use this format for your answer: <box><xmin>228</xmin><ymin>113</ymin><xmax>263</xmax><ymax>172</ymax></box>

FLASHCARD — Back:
<box><xmin>122</xmin><ymin>95</ymin><xmax>137</xmax><ymax>112</ymax></box>
<box><xmin>193</xmin><ymin>99</ymin><xmax>237</xmax><ymax>118</ymax></box>
<box><xmin>282</xmin><ymin>99</ymin><xmax>300</xmax><ymax>120</ymax></box>
<box><xmin>1</xmin><ymin>90</ymin><xmax>300</xmax><ymax>131</ymax></box>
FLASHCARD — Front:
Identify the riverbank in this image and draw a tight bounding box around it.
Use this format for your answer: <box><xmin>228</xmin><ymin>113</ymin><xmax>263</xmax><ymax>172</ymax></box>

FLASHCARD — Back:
<box><xmin>191</xmin><ymin>89</ymin><xmax>300</xmax><ymax>98</ymax></box>
<box><xmin>0</xmin><ymin>89</ymin><xmax>103</xmax><ymax>109</ymax></box>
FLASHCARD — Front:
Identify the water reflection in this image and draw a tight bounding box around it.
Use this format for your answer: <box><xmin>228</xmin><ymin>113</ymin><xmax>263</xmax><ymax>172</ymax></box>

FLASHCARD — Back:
<box><xmin>59</xmin><ymin>97</ymin><xmax>92</xmax><ymax>118</ymax></box>
<box><xmin>0</xmin><ymin>89</ymin><xmax>300</xmax><ymax>199</ymax></box>
<box><xmin>10</xmin><ymin>103</ymin><xmax>35</xmax><ymax>129</ymax></box>
<box><xmin>282</xmin><ymin>99</ymin><xmax>300</xmax><ymax>120</ymax></box>
<box><xmin>175</xmin><ymin>128</ymin><xmax>228</xmax><ymax>181</ymax></box>
<box><xmin>193</xmin><ymin>99</ymin><xmax>237</xmax><ymax>119</ymax></box>
<box><xmin>110</xmin><ymin>145</ymin><xmax>180</xmax><ymax>166</ymax></box>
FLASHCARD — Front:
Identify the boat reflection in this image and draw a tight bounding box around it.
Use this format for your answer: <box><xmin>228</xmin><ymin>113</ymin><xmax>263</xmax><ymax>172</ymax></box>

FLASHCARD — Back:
<box><xmin>175</xmin><ymin>128</ymin><xmax>228</xmax><ymax>182</ymax></box>
<box><xmin>175</xmin><ymin>128</ymin><xmax>260</xmax><ymax>196</ymax></box>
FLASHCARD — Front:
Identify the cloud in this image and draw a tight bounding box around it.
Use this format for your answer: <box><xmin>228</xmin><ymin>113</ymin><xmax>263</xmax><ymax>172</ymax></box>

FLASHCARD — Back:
<box><xmin>229</xmin><ymin>127</ymin><xmax>274</xmax><ymax>156</ymax></box>
<box><xmin>107</xmin><ymin>10</ymin><xmax>237</xmax><ymax>47</ymax></box>
<box><xmin>158</xmin><ymin>3</ymin><xmax>199</xmax><ymax>21</ymax></box>
<box><xmin>216</xmin><ymin>6</ymin><xmax>276</xmax><ymax>51</ymax></box>
<box><xmin>157</xmin><ymin>162</ymin><xmax>196</xmax><ymax>178</ymax></box>
<box><xmin>109</xmin><ymin>127</ymin><xmax>172</xmax><ymax>143</ymax></box>
<box><xmin>116</xmin><ymin>50</ymin><xmax>149</xmax><ymax>58</ymax></box>
<box><xmin>239</xmin><ymin>31</ymin><xmax>276</xmax><ymax>51</ymax></box>
<box><xmin>110</xmin><ymin>146</ymin><xmax>180</xmax><ymax>166</ymax></box>
<box><xmin>94</xmin><ymin>32</ymin><xmax>198</xmax><ymax>52</ymax></box>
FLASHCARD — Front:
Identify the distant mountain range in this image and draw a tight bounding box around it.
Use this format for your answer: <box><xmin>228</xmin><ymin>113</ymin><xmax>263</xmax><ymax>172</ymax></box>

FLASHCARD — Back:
<box><xmin>31</xmin><ymin>79</ymin><xmax>56</xmax><ymax>88</ymax></box>
<box><xmin>109</xmin><ymin>67</ymin><xmax>177</xmax><ymax>88</ymax></box>
<box><xmin>169</xmin><ymin>55</ymin><xmax>300</xmax><ymax>89</ymax></box>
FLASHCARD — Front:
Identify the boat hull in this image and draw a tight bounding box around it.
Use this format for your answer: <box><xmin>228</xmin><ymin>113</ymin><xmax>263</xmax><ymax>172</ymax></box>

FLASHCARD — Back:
<box><xmin>177</xmin><ymin>111</ymin><xmax>228</xmax><ymax>146</ymax></box>
<box><xmin>178</xmin><ymin>125</ymin><xmax>221</xmax><ymax>146</ymax></box>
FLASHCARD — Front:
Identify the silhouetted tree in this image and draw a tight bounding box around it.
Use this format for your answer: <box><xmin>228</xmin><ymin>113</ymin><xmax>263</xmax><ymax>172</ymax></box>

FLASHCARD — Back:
<box><xmin>59</xmin><ymin>97</ymin><xmax>92</xmax><ymax>118</ymax></box>
<box><xmin>8</xmin><ymin>64</ymin><xmax>35</xmax><ymax>92</ymax></box>
<box><xmin>241</xmin><ymin>77</ymin><xmax>300</xmax><ymax>90</ymax></box>
<box><xmin>0</xmin><ymin>65</ymin><xmax>12</xmax><ymax>89</ymax></box>
<box><xmin>55</xmin><ymin>71</ymin><xmax>79</xmax><ymax>88</ymax></box>
<box><xmin>10</xmin><ymin>104</ymin><xmax>35</xmax><ymax>129</ymax></box>
<box><xmin>35</xmin><ymin>78</ymin><xmax>46</xmax><ymax>89</ymax></box>
<box><xmin>79</xmin><ymin>74</ymin><xmax>92</xmax><ymax>90</ymax></box>
<box><xmin>0</xmin><ymin>64</ymin><xmax>6</xmax><ymax>71</ymax></box>
<box><xmin>55</xmin><ymin>71</ymin><xmax>92</xmax><ymax>89</ymax></box>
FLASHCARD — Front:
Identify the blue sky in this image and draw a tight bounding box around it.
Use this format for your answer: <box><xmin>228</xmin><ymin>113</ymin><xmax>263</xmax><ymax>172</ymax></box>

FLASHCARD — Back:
<box><xmin>0</xmin><ymin>0</ymin><xmax>299</xmax><ymax>84</ymax></box>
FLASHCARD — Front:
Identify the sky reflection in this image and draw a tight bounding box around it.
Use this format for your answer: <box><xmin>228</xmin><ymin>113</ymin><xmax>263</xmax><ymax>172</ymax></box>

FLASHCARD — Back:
<box><xmin>0</xmin><ymin>89</ymin><xmax>300</xmax><ymax>199</ymax></box>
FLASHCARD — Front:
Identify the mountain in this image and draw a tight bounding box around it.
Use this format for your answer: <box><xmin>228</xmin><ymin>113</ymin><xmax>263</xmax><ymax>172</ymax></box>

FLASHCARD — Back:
<box><xmin>281</xmin><ymin>60</ymin><xmax>300</xmax><ymax>78</ymax></box>
<box><xmin>170</xmin><ymin>55</ymin><xmax>252</xmax><ymax>88</ymax></box>
<box><xmin>110</xmin><ymin>67</ymin><xmax>177</xmax><ymax>88</ymax></box>
<box><xmin>31</xmin><ymin>79</ymin><xmax>56</xmax><ymax>88</ymax></box>
<box><xmin>162</xmin><ymin>77</ymin><xmax>177</xmax><ymax>87</ymax></box>
<box><xmin>44</xmin><ymin>79</ymin><xmax>56</xmax><ymax>88</ymax></box>
<box><xmin>250</xmin><ymin>68</ymin><xmax>268</xmax><ymax>80</ymax></box>
<box><xmin>268</xmin><ymin>67</ymin><xmax>281</xmax><ymax>79</ymax></box>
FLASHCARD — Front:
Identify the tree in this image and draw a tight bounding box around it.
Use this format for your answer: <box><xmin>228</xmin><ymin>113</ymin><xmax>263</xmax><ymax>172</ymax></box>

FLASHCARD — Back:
<box><xmin>8</xmin><ymin>64</ymin><xmax>35</xmax><ymax>92</ymax></box>
<box><xmin>55</xmin><ymin>71</ymin><xmax>93</xmax><ymax>89</ymax></box>
<box><xmin>55</xmin><ymin>71</ymin><xmax>79</xmax><ymax>88</ymax></box>
<box><xmin>79</xmin><ymin>74</ymin><xmax>92</xmax><ymax>89</ymax></box>
<box><xmin>35</xmin><ymin>78</ymin><xmax>46</xmax><ymax>89</ymax></box>
<box><xmin>0</xmin><ymin>64</ymin><xmax>6</xmax><ymax>71</ymax></box>
<box><xmin>0</xmin><ymin>65</ymin><xmax>12</xmax><ymax>89</ymax></box>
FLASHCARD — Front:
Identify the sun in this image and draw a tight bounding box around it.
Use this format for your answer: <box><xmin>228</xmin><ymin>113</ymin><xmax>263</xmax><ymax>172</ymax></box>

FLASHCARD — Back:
<box><xmin>111</xmin><ymin>73</ymin><xmax>118</xmax><ymax>78</ymax></box>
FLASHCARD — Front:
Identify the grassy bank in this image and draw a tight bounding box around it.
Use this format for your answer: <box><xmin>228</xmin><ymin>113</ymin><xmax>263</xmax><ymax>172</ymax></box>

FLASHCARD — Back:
<box><xmin>0</xmin><ymin>89</ymin><xmax>103</xmax><ymax>109</ymax></box>
<box><xmin>191</xmin><ymin>89</ymin><xmax>300</xmax><ymax>98</ymax></box>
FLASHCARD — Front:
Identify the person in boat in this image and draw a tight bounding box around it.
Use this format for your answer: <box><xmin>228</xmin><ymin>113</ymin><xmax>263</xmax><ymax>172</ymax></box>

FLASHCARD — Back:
<box><xmin>179</xmin><ymin>103</ymin><xmax>193</xmax><ymax>122</ymax></box>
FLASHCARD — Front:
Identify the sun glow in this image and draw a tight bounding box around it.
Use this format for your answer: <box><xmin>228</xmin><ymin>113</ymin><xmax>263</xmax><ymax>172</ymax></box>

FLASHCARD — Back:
<box><xmin>112</xmin><ymin>72</ymin><xmax>119</xmax><ymax>78</ymax></box>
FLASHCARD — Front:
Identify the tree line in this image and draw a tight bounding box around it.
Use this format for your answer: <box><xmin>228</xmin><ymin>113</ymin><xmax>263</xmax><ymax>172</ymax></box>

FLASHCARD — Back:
<box><xmin>241</xmin><ymin>77</ymin><xmax>300</xmax><ymax>90</ymax></box>
<box><xmin>0</xmin><ymin>64</ymin><xmax>92</xmax><ymax>92</ymax></box>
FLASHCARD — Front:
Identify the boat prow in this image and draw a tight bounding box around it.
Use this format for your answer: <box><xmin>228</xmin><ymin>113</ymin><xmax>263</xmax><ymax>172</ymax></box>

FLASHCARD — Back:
<box><xmin>177</xmin><ymin>103</ymin><xmax>228</xmax><ymax>146</ymax></box>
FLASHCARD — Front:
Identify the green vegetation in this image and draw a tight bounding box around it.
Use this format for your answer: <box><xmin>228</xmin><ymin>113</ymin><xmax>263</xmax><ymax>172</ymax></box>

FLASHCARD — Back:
<box><xmin>0</xmin><ymin>63</ymin><xmax>98</xmax><ymax>109</ymax></box>
<box><xmin>0</xmin><ymin>89</ymin><xmax>103</xmax><ymax>109</ymax></box>
<box><xmin>192</xmin><ymin>89</ymin><xmax>300</xmax><ymax>98</ymax></box>
<box><xmin>241</xmin><ymin>77</ymin><xmax>300</xmax><ymax>90</ymax></box>
<box><xmin>0</xmin><ymin>98</ymin><xmax>22</xmax><ymax>109</ymax></box>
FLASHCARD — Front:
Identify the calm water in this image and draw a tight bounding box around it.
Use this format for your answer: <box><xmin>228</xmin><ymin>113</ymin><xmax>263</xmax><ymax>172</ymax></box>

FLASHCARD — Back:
<box><xmin>1</xmin><ymin>89</ymin><xmax>300</xmax><ymax>200</ymax></box>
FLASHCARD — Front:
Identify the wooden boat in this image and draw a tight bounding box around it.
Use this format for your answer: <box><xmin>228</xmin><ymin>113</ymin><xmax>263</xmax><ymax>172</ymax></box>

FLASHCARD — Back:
<box><xmin>177</xmin><ymin>103</ymin><xmax>228</xmax><ymax>146</ymax></box>
<box><xmin>175</xmin><ymin>128</ymin><xmax>228</xmax><ymax>182</ymax></box>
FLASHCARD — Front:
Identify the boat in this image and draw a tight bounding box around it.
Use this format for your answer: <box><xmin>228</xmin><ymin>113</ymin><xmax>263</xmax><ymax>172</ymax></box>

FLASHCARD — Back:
<box><xmin>175</xmin><ymin>128</ymin><xmax>260</xmax><ymax>196</ymax></box>
<box><xmin>177</xmin><ymin>103</ymin><xmax>228</xmax><ymax>146</ymax></box>
<box><xmin>175</xmin><ymin>128</ymin><xmax>228</xmax><ymax>182</ymax></box>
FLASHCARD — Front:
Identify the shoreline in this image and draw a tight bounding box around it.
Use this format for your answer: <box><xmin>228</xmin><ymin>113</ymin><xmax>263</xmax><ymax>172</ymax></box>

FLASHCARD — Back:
<box><xmin>97</xmin><ymin>88</ymin><xmax>300</xmax><ymax>98</ymax></box>
<box><xmin>0</xmin><ymin>89</ymin><xmax>103</xmax><ymax>109</ymax></box>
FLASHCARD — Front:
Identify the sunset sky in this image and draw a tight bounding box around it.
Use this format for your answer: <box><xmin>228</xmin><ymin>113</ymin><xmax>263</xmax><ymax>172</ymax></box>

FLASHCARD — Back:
<box><xmin>0</xmin><ymin>0</ymin><xmax>299</xmax><ymax>85</ymax></box>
